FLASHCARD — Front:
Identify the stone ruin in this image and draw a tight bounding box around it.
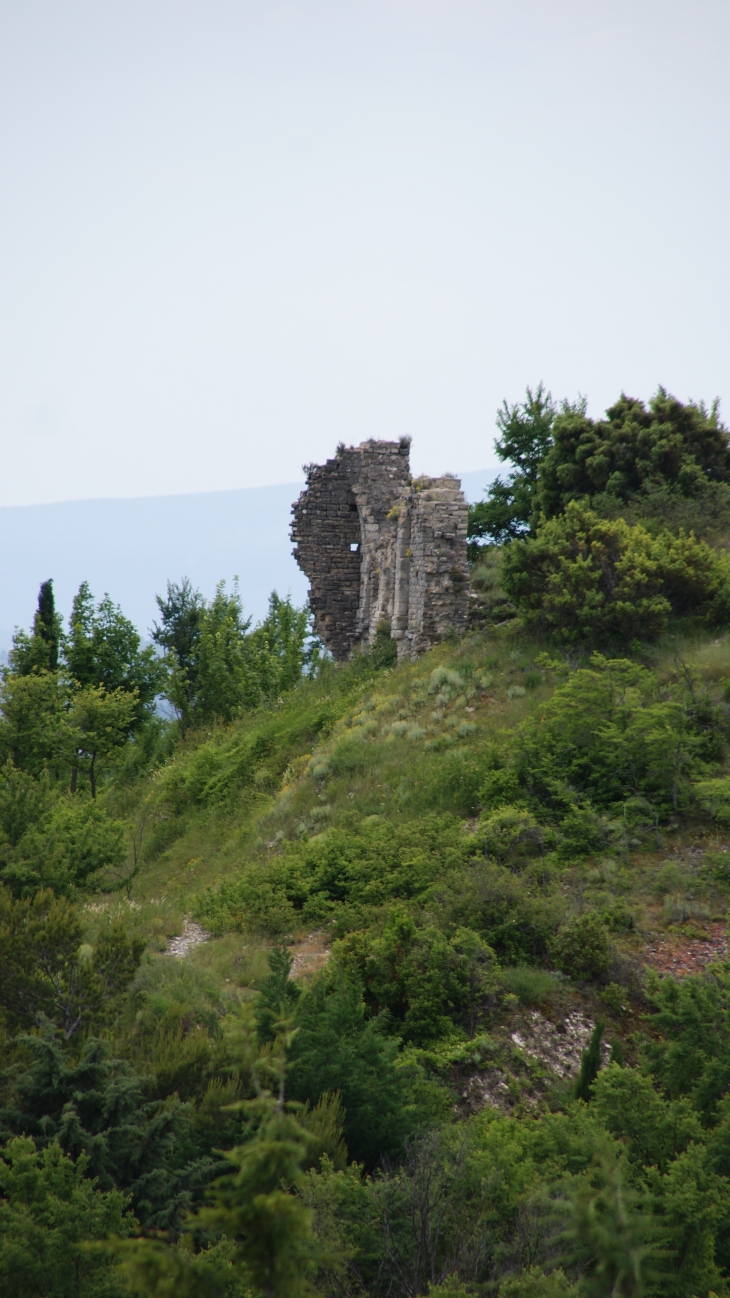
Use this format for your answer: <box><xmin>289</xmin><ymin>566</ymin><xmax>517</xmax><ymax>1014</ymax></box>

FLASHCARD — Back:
<box><xmin>291</xmin><ymin>438</ymin><xmax>469</xmax><ymax>660</ymax></box>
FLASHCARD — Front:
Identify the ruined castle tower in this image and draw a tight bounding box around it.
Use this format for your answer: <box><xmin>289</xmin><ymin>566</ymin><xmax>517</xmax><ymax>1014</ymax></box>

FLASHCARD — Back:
<box><xmin>291</xmin><ymin>438</ymin><xmax>469</xmax><ymax>660</ymax></box>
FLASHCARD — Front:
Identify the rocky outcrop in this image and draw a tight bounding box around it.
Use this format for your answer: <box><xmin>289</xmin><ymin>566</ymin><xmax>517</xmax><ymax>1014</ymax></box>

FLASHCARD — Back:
<box><xmin>291</xmin><ymin>439</ymin><xmax>469</xmax><ymax>660</ymax></box>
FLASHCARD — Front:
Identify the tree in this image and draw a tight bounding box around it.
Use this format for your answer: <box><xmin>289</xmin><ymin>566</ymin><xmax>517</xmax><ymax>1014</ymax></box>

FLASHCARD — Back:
<box><xmin>288</xmin><ymin>976</ymin><xmax>413</xmax><ymax>1167</ymax></box>
<box><xmin>65</xmin><ymin>685</ymin><xmax>139</xmax><ymax>797</ymax></box>
<box><xmin>181</xmin><ymin>580</ymin><xmax>252</xmax><ymax>725</ymax></box>
<box><xmin>0</xmin><ymin>671</ymin><xmax>66</xmax><ymax>774</ymax></box>
<box><xmin>3</xmin><ymin>795</ymin><xmax>126</xmax><ymax>897</ymax></box>
<box><xmin>9</xmin><ymin>580</ymin><xmax>63</xmax><ymax>676</ymax></box>
<box><xmin>151</xmin><ymin>578</ymin><xmax>205</xmax><ymax>730</ymax></box>
<box><xmin>574</xmin><ymin>1020</ymin><xmax>606</xmax><ymax>1102</ymax></box>
<box><xmin>0</xmin><ymin>1027</ymin><xmax>223</xmax><ymax>1233</ymax></box>
<box><xmin>0</xmin><ymin>889</ymin><xmax>143</xmax><ymax>1039</ymax></box>
<box><xmin>467</xmin><ymin>385</ymin><xmax>560</xmax><ymax>551</ymax></box>
<box><xmin>118</xmin><ymin>1023</ymin><xmax>322</xmax><ymax>1298</ymax></box>
<box><xmin>65</xmin><ymin>584</ymin><xmax>161</xmax><ymax>729</ymax></box>
<box><xmin>254</xmin><ymin>946</ymin><xmax>301</xmax><ymax>1045</ymax></box>
<box><xmin>536</xmin><ymin>388</ymin><xmax>730</xmax><ymax>521</ymax></box>
<box><xmin>340</xmin><ymin>907</ymin><xmax>499</xmax><ymax>1044</ymax></box>
<box><xmin>552</xmin><ymin>914</ymin><xmax>611</xmax><ymax>984</ymax></box>
<box><xmin>563</xmin><ymin>1150</ymin><xmax>654</xmax><ymax>1298</ymax></box>
<box><xmin>0</xmin><ymin>1136</ymin><xmax>133</xmax><ymax>1298</ymax></box>
<box><xmin>244</xmin><ymin>593</ymin><xmax>314</xmax><ymax>703</ymax></box>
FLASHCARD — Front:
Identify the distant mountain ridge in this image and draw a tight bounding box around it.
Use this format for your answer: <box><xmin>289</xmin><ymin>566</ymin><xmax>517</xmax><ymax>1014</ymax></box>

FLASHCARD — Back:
<box><xmin>0</xmin><ymin>470</ymin><xmax>492</xmax><ymax>651</ymax></box>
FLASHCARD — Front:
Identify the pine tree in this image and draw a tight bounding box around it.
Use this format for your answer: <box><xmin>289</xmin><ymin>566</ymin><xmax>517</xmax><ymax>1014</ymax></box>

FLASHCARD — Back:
<box><xmin>574</xmin><ymin>1019</ymin><xmax>606</xmax><ymax>1102</ymax></box>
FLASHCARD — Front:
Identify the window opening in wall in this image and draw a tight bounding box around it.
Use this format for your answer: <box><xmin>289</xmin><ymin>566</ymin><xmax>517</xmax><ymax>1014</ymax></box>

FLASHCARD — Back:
<box><xmin>350</xmin><ymin>542</ymin><xmax>359</xmax><ymax>552</ymax></box>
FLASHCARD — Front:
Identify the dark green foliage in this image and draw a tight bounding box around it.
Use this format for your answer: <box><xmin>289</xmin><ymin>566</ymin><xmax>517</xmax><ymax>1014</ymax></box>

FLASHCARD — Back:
<box><xmin>552</xmin><ymin>913</ymin><xmax>611</xmax><ymax>983</ymax></box>
<box><xmin>0</xmin><ymin>889</ymin><xmax>143</xmax><ymax>1039</ymax></box>
<box><xmin>467</xmin><ymin>384</ymin><xmax>559</xmax><ymax>550</ymax></box>
<box><xmin>0</xmin><ymin>1028</ymin><xmax>220</xmax><ymax>1232</ymax></box>
<box><xmin>480</xmin><ymin>805</ymin><xmax>546</xmax><ymax>868</ymax></box>
<box><xmin>9</xmin><ymin>580</ymin><xmax>63</xmax><ymax>676</ymax></box>
<box><xmin>152</xmin><ymin>577</ymin><xmax>205</xmax><ymax>694</ymax></box>
<box><xmin>562</xmin><ymin>1148</ymin><xmax>655</xmax><ymax>1298</ymax></box>
<box><xmin>197</xmin><ymin>815</ymin><xmax>471</xmax><ymax>936</ymax></box>
<box><xmin>0</xmin><ymin>759</ymin><xmax>54</xmax><ymax>849</ymax></box>
<box><xmin>0</xmin><ymin>1135</ymin><xmax>133</xmax><ymax>1298</ymax></box>
<box><xmin>592</xmin><ymin>1065</ymin><xmax>701</xmax><ymax>1172</ymax></box>
<box><xmin>119</xmin><ymin>1044</ymin><xmax>320</xmax><ymax>1298</ymax></box>
<box><xmin>365</xmin><ymin>620</ymin><xmax>398</xmax><ymax>670</ymax></box>
<box><xmin>336</xmin><ymin>908</ymin><xmax>499</xmax><ymax>1044</ymax></box>
<box><xmin>254</xmin><ymin>946</ymin><xmax>301</xmax><ymax>1043</ymax></box>
<box><xmin>501</xmin><ymin>503</ymin><xmax>730</xmax><ymax>645</ymax></box>
<box><xmin>37</xmin><ymin>581</ymin><xmax>61</xmax><ymax>671</ymax></box>
<box><xmin>289</xmin><ymin>977</ymin><xmax>413</xmax><ymax>1167</ymax></box>
<box><xmin>444</xmin><ymin>859</ymin><xmax>562</xmax><ymax>964</ymax></box>
<box><xmin>537</xmin><ymin>388</ymin><xmax>730</xmax><ymax>520</ymax></box>
<box><xmin>573</xmin><ymin>1019</ymin><xmax>605</xmax><ymax>1101</ymax></box>
<box><xmin>646</xmin><ymin>967</ymin><xmax>730</xmax><ymax>1123</ymax></box>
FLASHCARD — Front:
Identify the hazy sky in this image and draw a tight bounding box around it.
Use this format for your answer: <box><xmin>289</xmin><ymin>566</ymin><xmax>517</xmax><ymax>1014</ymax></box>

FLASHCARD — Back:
<box><xmin>1</xmin><ymin>1</ymin><xmax>728</xmax><ymax>507</ymax></box>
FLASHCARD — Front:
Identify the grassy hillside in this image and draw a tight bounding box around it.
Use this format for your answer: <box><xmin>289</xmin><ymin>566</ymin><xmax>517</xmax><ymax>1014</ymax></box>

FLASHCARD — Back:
<box><xmin>7</xmin><ymin>391</ymin><xmax>730</xmax><ymax>1296</ymax></box>
<box><xmin>88</xmin><ymin>623</ymin><xmax>730</xmax><ymax>1116</ymax></box>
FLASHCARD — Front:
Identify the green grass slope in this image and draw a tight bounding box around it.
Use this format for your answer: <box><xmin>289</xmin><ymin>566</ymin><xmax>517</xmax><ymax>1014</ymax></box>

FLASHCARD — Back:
<box><xmin>87</xmin><ymin>622</ymin><xmax>730</xmax><ymax>1118</ymax></box>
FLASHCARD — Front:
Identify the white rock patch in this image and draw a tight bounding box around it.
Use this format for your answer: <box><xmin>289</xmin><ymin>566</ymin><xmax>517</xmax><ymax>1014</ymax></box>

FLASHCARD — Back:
<box><xmin>509</xmin><ymin>1009</ymin><xmax>606</xmax><ymax>1078</ymax></box>
<box><xmin>166</xmin><ymin>921</ymin><xmax>210</xmax><ymax>958</ymax></box>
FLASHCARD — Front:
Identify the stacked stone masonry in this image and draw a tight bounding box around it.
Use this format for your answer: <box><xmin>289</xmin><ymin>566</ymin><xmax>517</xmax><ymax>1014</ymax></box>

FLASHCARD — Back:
<box><xmin>291</xmin><ymin>438</ymin><xmax>469</xmax><ymax>660</ymax></box>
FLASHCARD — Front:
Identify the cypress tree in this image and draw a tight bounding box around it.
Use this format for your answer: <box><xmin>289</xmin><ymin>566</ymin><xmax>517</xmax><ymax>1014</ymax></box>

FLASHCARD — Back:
<box><xmin>36</xmin><ymin>579</ymin><xmax>59</xmax><ymax>670</ymax></box>
<box><xmin>574</xmin><ymin>1018</ymin><xmax>605</xmax><ymax>1102</ymax></box>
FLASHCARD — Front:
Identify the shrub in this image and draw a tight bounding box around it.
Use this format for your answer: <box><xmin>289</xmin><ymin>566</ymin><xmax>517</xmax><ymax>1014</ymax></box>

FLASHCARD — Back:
<box><xmin>480</xmin><ymin>655</ymin><xmax>726</xmax><ymax>823</ymax></box>
<box><xmin>288</xmin><ymin>976</ymin><xmax>413</xmax><ymax>1167</ymax></box>
<box><xmin>444</xmin><ymin>862</ymin><xmax>562</xmax><ymax>965</ymax></box>
<box><xmin>335</xmin><ymin>908</ymin><xmax>499</xmax><ymax>1044</ymax></box>
<box><xmin>552</xmin><ymin>912</ymin><xmax>611</xmax><ymax>982</ymax></box>
<box><xmin>501</xmin><ymin>503</ymin><xmax>730</xmax><ymax>645</ymax></box>
<box><xmin>536</xmin><ymin>388</ymin><xmax>730</xmax><ymax>520</ymax></box>
<box><xmin>480</xmin><ymin>806</ymin><xmax>545</xmax><ymax>868</ymax></box>
<box><xmin>0</xmin><ymin>1136</ymin><xmax>134</xmax><ymax>1296</ymax></box>
<box><xmin>3</xmin><ymin>796</ymin><xmax>126</xmax><ymax>896</ymax></box>
<box><xmin>500</xmin><ymin>965</ymin><xmax>562</xmax><ymax>1006</ymax></box>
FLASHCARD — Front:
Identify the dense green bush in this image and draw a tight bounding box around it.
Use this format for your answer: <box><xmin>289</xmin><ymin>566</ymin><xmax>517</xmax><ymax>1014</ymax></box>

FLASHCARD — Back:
<box><xmin>0</xmin><ymin>889</ymin><xmax>143</xmax><ymax>1039</ymax></box>
<box><xmin>335</xmin><ymin>907</ymin><xmax>499</xmax><ymax>1044</ymax></box>
<box><xmin>443</xmin><ymin>861</ymin><xmax>563</xmax><ymax>964</ymax></box>
<box><xmin>468</xmin><ymin>386</ymin><xmax>730</xmax><ymax>549</ymax></box>
<box><xmin>1</xmin><ymin>793</ymin><xmax>126</xmax><ymax>896</ymax></box>
<box><xmin>288</xmin><ymin>976</ymin><xmax>415</xmax><ymax>1167</ymax></box>
<box><xmin>536</xmin><ymin>389</ymin><xmax>730</xmax><ymax>520</ymax></box>
<box><xmin>552</xmin><ymin>912</ymin><xmax>612</xmax><ymax>982</ymax></box>
<box><xmin>501</xmin><ymin>503</ymin><xmax>730</xmax><ymax>645</ymax></box>
<box><xmin>0</xmin><ymin>1028</ymin><xmax>220</xmax><ymax>1231</ymax></box>
<box><xmin>196</xmin><ymin>815</ymin><xmax>471</xmax><ymax>936</ymax></box>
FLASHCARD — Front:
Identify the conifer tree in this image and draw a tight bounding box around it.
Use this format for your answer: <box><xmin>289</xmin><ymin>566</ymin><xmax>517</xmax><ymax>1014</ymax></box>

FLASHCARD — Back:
<box><xmin>36</xmin><ymin>580</ymin><xmax>60</xmax><ymax>671</ymax></box>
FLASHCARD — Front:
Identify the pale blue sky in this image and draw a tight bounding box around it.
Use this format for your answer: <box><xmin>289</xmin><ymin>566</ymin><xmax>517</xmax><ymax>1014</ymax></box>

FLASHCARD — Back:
<box><xmin>1</xmin><ymin>1</ymin><xmax>728</xmax><ymax>506</ymax></box>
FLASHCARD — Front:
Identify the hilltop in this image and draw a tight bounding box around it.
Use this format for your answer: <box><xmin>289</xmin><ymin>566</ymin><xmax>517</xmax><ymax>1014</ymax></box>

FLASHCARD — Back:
<box><xmin>3</xmin><ymin>391</ymin><xmax>730</xmax><ymax>1297</ymax></box>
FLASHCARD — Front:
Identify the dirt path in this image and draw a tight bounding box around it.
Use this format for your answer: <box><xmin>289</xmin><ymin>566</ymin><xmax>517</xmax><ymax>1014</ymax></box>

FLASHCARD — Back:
<box><xmin>289</xmin><ymin>930</ymin><xmax>330</xmax><ymax>980</ymax></box>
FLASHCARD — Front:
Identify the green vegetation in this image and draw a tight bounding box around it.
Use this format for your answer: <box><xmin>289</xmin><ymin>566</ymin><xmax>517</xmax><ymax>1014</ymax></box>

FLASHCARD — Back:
<box><xmin>5</xmin><ymin>392</ymin><xmax>730</xmax><ymax>1294</ymax></box>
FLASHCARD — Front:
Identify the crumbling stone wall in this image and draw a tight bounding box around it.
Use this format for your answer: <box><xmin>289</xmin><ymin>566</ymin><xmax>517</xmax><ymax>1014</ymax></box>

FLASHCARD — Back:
<box><xmin>291</xmin><ymin>439</ymin><xmax>469</xmax><ymax>660</ymax></box>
